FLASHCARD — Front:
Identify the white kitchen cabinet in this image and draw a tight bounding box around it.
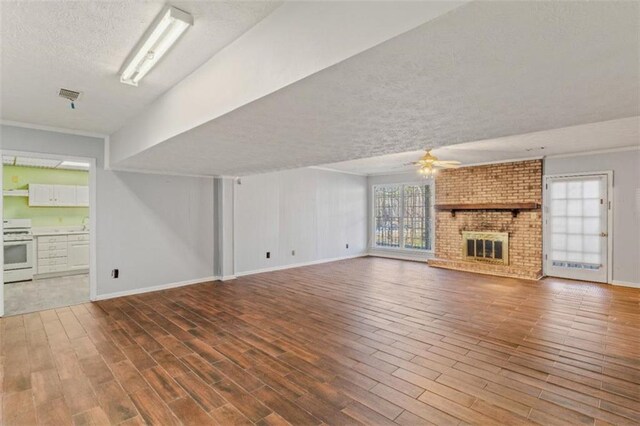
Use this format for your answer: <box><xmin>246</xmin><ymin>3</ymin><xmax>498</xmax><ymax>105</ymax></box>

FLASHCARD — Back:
<box><xmin>28</xmin><ymin>184</ymin><xmax>88</xmax><ymax>207</ymax></box>
<box><xmin>28</xmin><ymin>184</ymin><xmax>54</xmax><ymax>206</ymax></box>
<box><xmin>34</xmin><ymin>232</ymin><xmax>89</xmax><ymax>277</ymax></box>
<box><xmin>76</xmin><ymin>186</ymin><xmax>89</xmax><ymax>206</ymax></box>
<box><xmin>54</xmin><ymin>185</ymin><xmax>77</xmax><ymax>206</ymax></box>
<box><xmin>67</xmin><ymin>241</ymin><xmax>89</xmax><ymax>270</ymax></box>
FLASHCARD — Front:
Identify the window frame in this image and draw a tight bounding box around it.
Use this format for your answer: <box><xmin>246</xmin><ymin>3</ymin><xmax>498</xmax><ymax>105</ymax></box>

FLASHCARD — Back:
<box><xmin>371</xmin><ymin>182</ymin><xmax>435</xmax><ymax>253</ymax></box>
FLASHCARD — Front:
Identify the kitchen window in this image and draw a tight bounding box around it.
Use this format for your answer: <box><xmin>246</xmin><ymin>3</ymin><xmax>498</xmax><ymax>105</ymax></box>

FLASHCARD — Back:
<box><xmin>373</xmin><ymin>183</ymin><xmax>432</xmax><ymax>251</ymax></box>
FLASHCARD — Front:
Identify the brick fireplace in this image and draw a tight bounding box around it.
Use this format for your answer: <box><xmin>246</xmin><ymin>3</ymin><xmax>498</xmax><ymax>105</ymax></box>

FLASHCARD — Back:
<box><xmin>428</xmin><ymin>159</ymin><xmax>543</xmax><ymax>280</ymax></box>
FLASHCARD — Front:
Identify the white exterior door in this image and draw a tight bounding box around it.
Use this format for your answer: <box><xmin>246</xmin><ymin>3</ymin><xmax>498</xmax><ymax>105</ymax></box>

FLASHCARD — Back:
<box><xmin>544</xmin><ymin>174</ymin><xmax>610</xmax><ymax>283</ymax></box>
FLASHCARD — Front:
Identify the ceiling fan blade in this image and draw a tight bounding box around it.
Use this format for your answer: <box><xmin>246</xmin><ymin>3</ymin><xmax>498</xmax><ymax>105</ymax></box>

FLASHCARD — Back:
<box><xmin>436</xmin><ymin>163</ymin><xmax>461</xmax><ymax>169</ymax></box>
<box><xmin>403</xmin><ymin>162</ymin><xmax>419</xmax><ymax>166</ymax></box>
<box><xmin>434</xmin><ymin>160</ymin><xmax>461</xmax><ymax>165</ymax></box>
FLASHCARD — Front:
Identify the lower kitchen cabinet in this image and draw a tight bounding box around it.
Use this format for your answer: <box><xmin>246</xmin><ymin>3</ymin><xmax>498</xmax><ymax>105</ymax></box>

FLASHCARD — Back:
<box><xmin>68</xmin><ymin>241</ymin><xmax>90</xmax><ymax>270</ymax></box>
<box><xmin>35</xmin><ymin>233</ymin><xmax>89</xmax><ymax>276</ymax></box>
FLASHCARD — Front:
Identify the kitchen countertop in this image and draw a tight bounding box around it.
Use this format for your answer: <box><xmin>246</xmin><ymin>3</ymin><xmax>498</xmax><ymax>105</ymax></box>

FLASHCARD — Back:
<box><xmin>32</xmin><ymin>228</ymin><xmax>89</xmax><ymax>236</ymax></box>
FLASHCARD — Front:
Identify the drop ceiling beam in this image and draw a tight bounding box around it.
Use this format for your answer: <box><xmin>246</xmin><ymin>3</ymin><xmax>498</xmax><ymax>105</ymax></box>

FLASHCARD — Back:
<box><xmin>108</xmin><ymin>1</ymin><xmax>466</xmax><ymax>168</ymax></box>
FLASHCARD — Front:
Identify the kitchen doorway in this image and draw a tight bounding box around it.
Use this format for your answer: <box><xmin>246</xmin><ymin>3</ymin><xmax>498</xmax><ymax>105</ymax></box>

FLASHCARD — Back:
<box><xmin>1</xmin><ymin>150</ymin><xmax>97</xmax><ymax>316</ymax></box>
<box><xmin>543</xmin><ymin>172</ymin><xmax>613</xmax><ymax>283</ymax></box>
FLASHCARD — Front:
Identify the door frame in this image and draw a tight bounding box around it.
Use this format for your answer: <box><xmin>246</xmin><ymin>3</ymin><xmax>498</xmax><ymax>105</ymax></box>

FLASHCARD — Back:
<box><xmin>0</xmin><ymin>149</ymin><xmax>98</xmax><ymax>316</ymax></box>
<box><xmin>543</xmin><ymin>171</ymin><xmax>613</xmax><ymax>284</ymax></box>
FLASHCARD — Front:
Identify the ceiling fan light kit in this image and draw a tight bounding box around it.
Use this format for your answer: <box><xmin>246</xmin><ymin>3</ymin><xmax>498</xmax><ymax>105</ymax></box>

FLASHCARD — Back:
<box><xmin>411</xmin><ymin>149</ymin><xmax>461</xmax><ymax>177</ymax></box>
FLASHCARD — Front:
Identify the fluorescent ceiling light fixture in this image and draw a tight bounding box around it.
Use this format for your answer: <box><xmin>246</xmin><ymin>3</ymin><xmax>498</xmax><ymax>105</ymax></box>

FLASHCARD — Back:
<box><xmin>60</xmin><ymin>161</ymin><xmax>90</xmax><ymax>169</ymax></box>
<box><xmin>120</xmin><ymin>6</ymin><xmax>193</xmax><ymax>86</ymax></box>
<box><xmin>16</xmin><ymin>157</ymin><xmax>62</xmax><ymax>168</ymax></box>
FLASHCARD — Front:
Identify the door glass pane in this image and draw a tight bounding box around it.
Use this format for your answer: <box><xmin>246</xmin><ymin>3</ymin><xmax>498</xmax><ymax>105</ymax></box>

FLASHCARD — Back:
<box><xmin>567</xmin><ymin>200</ymin><xmax>581</xmax><ymax>216</ymax></box>
<box><xmin>567</xmin><ymin>181</ymin><xmax>582</xmax><ymax>198</ymax></box>
<box><xmin>552</xmin><ymin>217</ymin><xmax>567</xmax><ymax>233</ymax></box>
<box><xmin>567</xmin><ymin>217</ymin><xmax>582</xmax><ymax>233</ymax></box>
<box><xmin>583</xmin><ymin>181</ymin><xmax>599</xmax><ymax>198</ymax></box>
<box><xmin>584</xmin><ymin>218</ymin><xmax>600</xmax><ymax>234</ymax></box>
<box><xmin>583</xmin><ymin>199</ymin><xmax>600</xmax><ymax>216</ymax></box>
<box><xmin>550</xmin><ymin>177</ymin><xmax>603</xmax><ymax>269</ymax></box>
<box><xmin>551</xmin><ymin>182</ymin><xmax>566</xmax><ymax>199</ymax></box>
<box><xmin>5</xmin><ymin>244</ymin><xmax>27</xmax><ymax>265</ymax></box>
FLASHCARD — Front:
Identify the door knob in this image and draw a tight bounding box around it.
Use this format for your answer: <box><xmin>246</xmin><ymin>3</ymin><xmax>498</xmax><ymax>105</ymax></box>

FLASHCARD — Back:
<box><xmin>600</xmin><ymin>232</ymin><xmax>608</xmax><ymax>237</ymax></box>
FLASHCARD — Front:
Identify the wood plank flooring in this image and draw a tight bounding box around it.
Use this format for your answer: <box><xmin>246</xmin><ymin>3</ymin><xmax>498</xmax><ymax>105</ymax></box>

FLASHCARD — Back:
<box><xmin>1</xmin><ymin>257</ymin><xmax>639</xmax><ymax>425</ymax></box>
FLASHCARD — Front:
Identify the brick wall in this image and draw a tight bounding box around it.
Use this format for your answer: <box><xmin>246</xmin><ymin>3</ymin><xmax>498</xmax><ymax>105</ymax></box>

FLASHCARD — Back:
<box><xmin>428</xmin><ymin>160</ymin><xmax>543</xmax><ymax>280</ymax></box>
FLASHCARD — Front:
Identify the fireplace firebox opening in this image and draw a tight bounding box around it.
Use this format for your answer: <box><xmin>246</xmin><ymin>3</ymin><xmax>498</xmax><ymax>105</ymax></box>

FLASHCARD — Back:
<box><xmin>462</xmin><ymin>231</ymin><xmax>509</xmax><ymax>265</ymax></box>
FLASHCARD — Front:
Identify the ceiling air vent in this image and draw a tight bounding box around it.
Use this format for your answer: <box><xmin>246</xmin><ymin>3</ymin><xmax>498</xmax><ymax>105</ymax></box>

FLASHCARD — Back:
<box><xmin>58</xmin><ymin>88</ymin><xmax>81</xmax><ymax>101</ymax></box>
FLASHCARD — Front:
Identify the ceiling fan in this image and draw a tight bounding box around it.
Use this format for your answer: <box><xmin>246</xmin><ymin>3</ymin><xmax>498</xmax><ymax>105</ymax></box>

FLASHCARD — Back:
<box><xmin>405</xmin><ymin>149</ymin><xmax>461</xmax><ymax>177</ymax></box>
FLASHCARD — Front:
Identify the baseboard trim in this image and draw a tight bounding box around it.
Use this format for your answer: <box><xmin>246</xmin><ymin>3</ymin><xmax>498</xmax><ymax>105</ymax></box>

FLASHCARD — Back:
<box><xmin>612</xmin><ymin>280</ymin><xmax>640</xmax><ymax>289</ymax></box>
<box><xmin>368</xmin><ymin>250</ymin><xmax>433</xmax><ymax>262</ymax></box>
<box><xmin>220</xmin><ymin>275</ymin><xmax>237</xmax><ymax>281</ymax></box>
<box><xmin>236</xmin><ymin>254</ymin><xmax>367</xmax><ymax>277</ymax></box>
<box><xmin>95</xmin><ymin>276</ymin><xmax>219</xmax><ymax>301</ymax></box>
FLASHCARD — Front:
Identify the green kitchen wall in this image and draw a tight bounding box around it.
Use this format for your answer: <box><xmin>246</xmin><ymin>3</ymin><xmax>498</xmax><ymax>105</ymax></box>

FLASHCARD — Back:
<box><xmin>3</xmin><ymin>165</ymin><xmax>89</xmax><ymax>227</ymax></box>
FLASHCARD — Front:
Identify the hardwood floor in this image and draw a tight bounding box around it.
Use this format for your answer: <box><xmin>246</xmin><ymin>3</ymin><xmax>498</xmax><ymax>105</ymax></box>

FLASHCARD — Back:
<box><xmin>1</xmin><ymin>257</ymin><xmax>639</xmax><ymax>425</ymax></box>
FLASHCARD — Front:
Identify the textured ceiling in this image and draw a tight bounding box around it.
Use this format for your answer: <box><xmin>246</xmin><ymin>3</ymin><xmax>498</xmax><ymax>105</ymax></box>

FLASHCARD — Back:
<box><xmin>0</xmin><ymin>1</ymin><xmax>281</xmax><ymax>133</ymax></box>
<box><xmin>319</xmin><ymin>117</ymin><xmax>640</xmax><ymax>176</ymax></box>
<box><xmin>116</xmin><ymin>1</ymin><xmax>639</xmax><ymax>177</ymax></box>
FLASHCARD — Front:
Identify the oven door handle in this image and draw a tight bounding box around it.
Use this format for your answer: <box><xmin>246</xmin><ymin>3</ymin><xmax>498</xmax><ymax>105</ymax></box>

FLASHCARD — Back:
<box><xmin>4</xmin><ymin>240</ymin><xmax>33</xmax><ymax>246</ymax></box>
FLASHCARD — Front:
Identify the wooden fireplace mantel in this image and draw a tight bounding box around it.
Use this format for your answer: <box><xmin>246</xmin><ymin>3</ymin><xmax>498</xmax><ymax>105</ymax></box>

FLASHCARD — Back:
<box><xmin>435</xmin><ymin>202</ymin><xmax>541</xmax><ymax>218</ymax></box>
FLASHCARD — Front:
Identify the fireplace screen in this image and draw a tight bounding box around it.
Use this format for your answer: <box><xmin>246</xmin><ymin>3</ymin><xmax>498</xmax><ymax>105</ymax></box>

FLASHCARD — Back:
<box><xmin>462</xmin><ymin>231</ymin><xmax>509</xmax><ymax>265</ymax></box>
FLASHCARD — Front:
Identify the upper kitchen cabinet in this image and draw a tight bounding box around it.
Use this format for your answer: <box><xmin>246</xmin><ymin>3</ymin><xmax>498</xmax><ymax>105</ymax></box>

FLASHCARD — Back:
<box><xmin>54</xmin><ymin>185</ymin><xmax>77</xmax><ymax>206</ymax></box>
<box><xmin>76</xmin><ymin>185</ymin><xmax>89</xmax><ymax>207</ymax></box>
<box><xmin>29</xmin><ymin>184</ymin><xmax>88</xmax><ymax>207</ymax></box>
<box><xmin>28</xmin><ymin>184</ymin><xmax>54</xmax><ymax>206</ymax></box>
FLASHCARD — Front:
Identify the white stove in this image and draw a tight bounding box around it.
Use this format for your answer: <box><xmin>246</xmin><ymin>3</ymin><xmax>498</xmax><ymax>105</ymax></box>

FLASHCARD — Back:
<box><xmin>4</xmin><ymin>219</ymin><xmax>34</xmax><ymax>283</ymax></box>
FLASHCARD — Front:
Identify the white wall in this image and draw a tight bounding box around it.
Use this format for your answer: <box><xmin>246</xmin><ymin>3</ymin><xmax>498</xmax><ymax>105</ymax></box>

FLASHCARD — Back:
<box><xmin>234</xmin><ymin>168</ymin><xmax>367</xmax><ymax>274</ymax></box>
<box><xmin>0</xmin><ymin>125</ymin><xmax>215</xmax><ymax>298</ymax></box>
<box><xmin>545</xmin><ymin>149</ymin><xmax>640</xmax><ymax>285</ymax></box>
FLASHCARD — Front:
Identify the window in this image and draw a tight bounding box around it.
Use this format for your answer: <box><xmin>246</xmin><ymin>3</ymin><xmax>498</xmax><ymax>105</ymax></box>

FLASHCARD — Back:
<box><xmin>374</xmin><ymin>186</ymin><xmax>401</xmax><ymax>247</ymax></box>
<box><xmin>374</xmin><ymin>184</ymin><xmax>432</xmax><ymax>250</ymax></box>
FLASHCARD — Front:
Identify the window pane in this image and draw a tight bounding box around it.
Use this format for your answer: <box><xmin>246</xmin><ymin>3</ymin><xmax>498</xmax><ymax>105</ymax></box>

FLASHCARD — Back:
<box><xmin>402</xmin><ymin>185</ymin><xmax>431</xmax><ymax>250</ymax></box>
<box><xmin>374</xmin><ymin>184</ymin><xmax>432</xmax><ymax>251</ymax></box>
<box><xmin>374</xmin><ymin>186</ymin><xmax>401</xmax><ymax>247</ymax></box>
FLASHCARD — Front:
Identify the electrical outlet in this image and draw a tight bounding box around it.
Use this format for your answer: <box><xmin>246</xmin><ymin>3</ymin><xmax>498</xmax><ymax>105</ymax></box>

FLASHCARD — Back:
<box><xmin>266</xmin><ymin>252</ymin><xmax>271</xmax><ymax>259</ymax></box>
<box><xmin>112</xmin><ymin>269</ymin><xmax>119</xmax><ymax>279</ymax></box>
